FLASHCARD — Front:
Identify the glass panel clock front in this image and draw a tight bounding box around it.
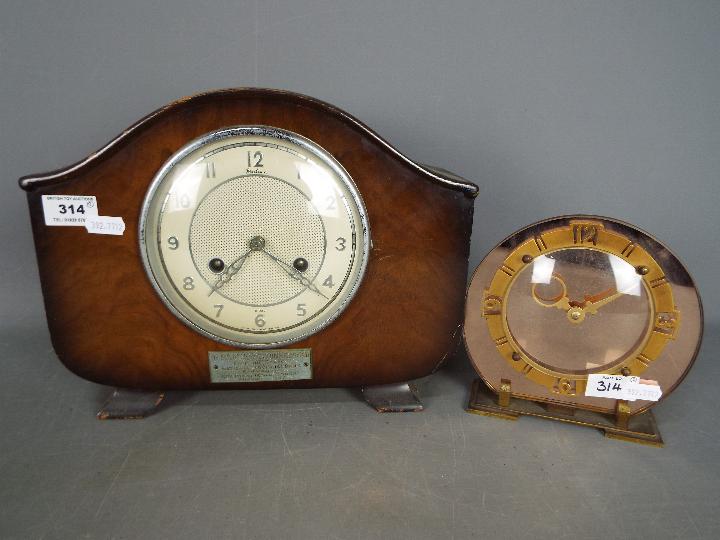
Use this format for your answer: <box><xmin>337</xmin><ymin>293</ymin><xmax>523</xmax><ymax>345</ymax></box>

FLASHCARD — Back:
<box><xmin>505</xmin><ymin>248</ymin><xmax>651</xmax><ymax>375</ymax></box>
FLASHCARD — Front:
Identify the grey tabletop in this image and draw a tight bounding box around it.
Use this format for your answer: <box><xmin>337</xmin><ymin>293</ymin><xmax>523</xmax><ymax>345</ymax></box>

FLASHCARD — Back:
<box><xmin>1</xmin><ymin>309</ymin><xmax>717</xmax><ymax>539</ymax></box>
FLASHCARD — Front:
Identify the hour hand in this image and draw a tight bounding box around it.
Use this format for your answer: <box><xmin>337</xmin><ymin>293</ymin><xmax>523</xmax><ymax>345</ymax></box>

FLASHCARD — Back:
<box><xmin>531</xmin><ymin>274</ymin><xmax>571</xmax><ymax>311</ymax></box>
<box><xmin>207</xmin><ymin>249</ymin><xmax>252</xmax><ymax>296</ymax></box>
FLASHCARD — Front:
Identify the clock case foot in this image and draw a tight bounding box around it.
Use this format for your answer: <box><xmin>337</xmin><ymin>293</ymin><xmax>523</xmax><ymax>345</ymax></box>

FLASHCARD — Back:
<box><xmin>95</xmin><ymin>384</ymin><xmax>421</xmax><ymax>418</ymax></box>
<box><xmin>97</xmin><ymin>388</ymin><xmax>165</xmax><ymax>420</ymax></box>
<box><xmin>466</xmin><ymin>378</ymin><xmax>663</xmax><ymax>447</ymax></box>
<box><xmin>362</xmin><ymin>382</ymin><xmax>424</xmax><ymax>412</ymax></box>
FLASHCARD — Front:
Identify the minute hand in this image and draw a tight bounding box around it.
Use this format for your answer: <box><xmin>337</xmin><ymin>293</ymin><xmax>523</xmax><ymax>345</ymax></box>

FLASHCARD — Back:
<box><xmin>261</xmin><ymin>249</ymin><xmax>328</xmax><ymax>299</ymax></box>
<box><xmin>582</xmin><ymin>289</ymin><xmax>624</xmax><ymax>315</ymax></box>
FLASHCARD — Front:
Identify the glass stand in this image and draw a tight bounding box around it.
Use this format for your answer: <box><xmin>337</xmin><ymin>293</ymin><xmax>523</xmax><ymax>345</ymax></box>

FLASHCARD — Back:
<box><xmin>466</xmin><ymin>378</ymin><xmax>663</xmax><ymax>446</ymax></box>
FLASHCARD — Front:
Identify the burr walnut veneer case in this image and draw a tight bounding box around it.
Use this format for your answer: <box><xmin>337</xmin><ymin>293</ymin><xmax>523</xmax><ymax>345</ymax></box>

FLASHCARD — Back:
<box><xmin>20</xmin><ymin>89</ymin><xmax>478</xmax><ymax>408</ymax></box>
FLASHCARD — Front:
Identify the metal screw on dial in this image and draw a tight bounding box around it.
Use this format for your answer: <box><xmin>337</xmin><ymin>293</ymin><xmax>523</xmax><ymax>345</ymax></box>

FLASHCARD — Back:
<box><xmin>248</xmin><ymin>236</ymin><xmax>266</xmax><ymax>251</ymax></box>
<box><xmin>567</xmin><ymin>307</ymin><xmax>586</xmax><ymax>323</ymax></box>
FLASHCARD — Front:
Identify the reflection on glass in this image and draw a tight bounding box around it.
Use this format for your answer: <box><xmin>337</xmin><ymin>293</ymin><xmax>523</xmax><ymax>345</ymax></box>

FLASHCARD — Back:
<box><xmin>507</xmin><ymin>248</ymin><xmax>650</xmax><ymax>374</ymax></box>
<box><xmin>608</xmin><ymin>253</ymin><xmax>641</xmax><ymax>296</ymax></box>
<box><xmin>168</xmin><ymin>163</ymin><xmax>204</xmax><ymax>211</ymax></box>
<box><xmin>297</xmin><ymin>160</ymin><xmax>339</xmax><ymax>218</ymax></box>
<box><xmin>530</xmin><ymin>254</ymin><xmax>555</xmax><ymax>284</ymax></box>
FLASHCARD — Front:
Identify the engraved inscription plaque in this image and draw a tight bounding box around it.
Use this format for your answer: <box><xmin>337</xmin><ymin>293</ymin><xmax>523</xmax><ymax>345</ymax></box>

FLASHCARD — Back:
<box><xmin>209</xmin><ymin>349</ymin><xmax>312</xmax><ymax>383</ymax></box>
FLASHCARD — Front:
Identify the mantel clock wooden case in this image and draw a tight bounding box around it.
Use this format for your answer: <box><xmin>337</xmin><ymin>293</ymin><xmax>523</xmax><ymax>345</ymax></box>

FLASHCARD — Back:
<box><xmin>20</xmin><ymin>88</ymin><xmax>478</xmax><ymax>408</ymax></box>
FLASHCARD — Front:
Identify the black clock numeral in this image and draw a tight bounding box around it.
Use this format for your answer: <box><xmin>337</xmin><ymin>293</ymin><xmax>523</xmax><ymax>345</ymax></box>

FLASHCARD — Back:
<box><xmin>214</xmin><ymin>304</ymin><xmax>224</xmax><ymax>317</ymax></box>
<box><xmin>247</xmin><ymin>151</ymin><xmax>263</xmax><ymax>168</ymax></box>
<box><xmin>335</xmin><ymin>237</ymin><xmax>346</xmax><ymax>251</ymax></box>
<box><xmin>323</xmin><ymin>275</ymin><xmax>334</xmax><ymax>288</ymax></box>
<box><xmin>183</xmin><ymin>276</ymin><xmax>195</xmax><ymax>290</ymax></box>
<box><xmin>255</xmin><ymin>314</ymin><xmax>266</xmax><ymax>327</ymax></box>
<box><xmin>297</xmin><ymin>303</ymin><xmax>307</xmax><ymax>317</ymax></box>
<box><xmin>325</xmin><ymin>196</ymin><xmax>336</xmax><ymax>211</ymax></box>
<box><xmin>167</xmin><ymin>236</ymin><xmax>179</xmax><ymax>250</ymax></box>
<box><xmin>205</xmin><ymin>162</ymin><xmax>216</xmax><ymax>178</ymax></box>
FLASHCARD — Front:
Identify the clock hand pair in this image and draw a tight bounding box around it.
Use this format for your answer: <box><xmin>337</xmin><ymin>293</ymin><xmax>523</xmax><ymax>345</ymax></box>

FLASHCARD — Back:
<box><xmin>260</xmin><ymin>248</ymin><xmax>328</xmax><ymax>300</ymax></box>
<box><xmin>531</xmin><ymin>274</ymin><xmax>624</xmax><ymax>323</ymax></box>
<box><xmin>207</xmin><ymin>248</ymin><xmax>253</xmax><ymax>297</ymax></box>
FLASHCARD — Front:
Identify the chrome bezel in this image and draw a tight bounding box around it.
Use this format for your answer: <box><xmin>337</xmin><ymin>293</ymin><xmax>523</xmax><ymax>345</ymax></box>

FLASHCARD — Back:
<box><xmin>139</xmin><ymin>125</ymin><xmax>371</xmax><ymax>349</ymax></box>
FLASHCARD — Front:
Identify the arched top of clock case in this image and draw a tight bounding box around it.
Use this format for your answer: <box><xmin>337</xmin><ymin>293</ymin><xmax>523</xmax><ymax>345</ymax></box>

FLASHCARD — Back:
<box><xmin>18</xmin><ymin>87</ymin><xmax>479</xmax><ymax>198</ymax></box>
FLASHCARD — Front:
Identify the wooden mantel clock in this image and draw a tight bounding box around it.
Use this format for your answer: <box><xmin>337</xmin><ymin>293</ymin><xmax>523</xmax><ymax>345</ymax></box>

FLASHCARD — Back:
<box><xmin>19</xmin><ymin>88</ymin><xmax>478</xmax><ymax>417</ymax></box>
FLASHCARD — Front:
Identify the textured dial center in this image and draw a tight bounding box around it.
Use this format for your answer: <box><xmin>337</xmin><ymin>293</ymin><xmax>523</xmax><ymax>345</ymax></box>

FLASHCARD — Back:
<box><xmin>189</xmin><ymin>175</ymin><xmax>326</xmax><ymax>307</ymax></box>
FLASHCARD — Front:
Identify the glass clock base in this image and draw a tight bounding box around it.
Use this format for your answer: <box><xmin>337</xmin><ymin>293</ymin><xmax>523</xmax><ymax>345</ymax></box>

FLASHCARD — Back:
<box><xmin>465</xmin><ymin>379</ymin><xmax>663</xmax><ymax>447</ymax></box>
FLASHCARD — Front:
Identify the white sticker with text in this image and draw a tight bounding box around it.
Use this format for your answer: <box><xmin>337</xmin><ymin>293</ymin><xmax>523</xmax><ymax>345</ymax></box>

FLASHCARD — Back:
<box><xmin>585</xmin><ymin>374</ymin><xmax>662</xmax><ymax>402</ymax></box>
<box><xmin>85</xmin><ymin>216</ymin><xmax>125</xmax><ymax>236</ymax></box>
<box><xmin>41</xmin><ymin>195</ymin><xmax>98</xmax><ymax>226</ymax></box>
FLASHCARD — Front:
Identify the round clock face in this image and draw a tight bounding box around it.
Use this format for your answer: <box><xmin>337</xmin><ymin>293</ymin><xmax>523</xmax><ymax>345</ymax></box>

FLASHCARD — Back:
<box><xmin>140</xmin><ymin>126</ymin><xmax>370</xmax><ymax>348</ymax></box>
<box><xmin>464</xmin><ymin>216</ymin><xmax>703</xmax><ymax>413</ymax></box>
<box><xmin>505</xmin><ymin>247</ymin><xmax>652</xmax><ymax>375</ymax></box>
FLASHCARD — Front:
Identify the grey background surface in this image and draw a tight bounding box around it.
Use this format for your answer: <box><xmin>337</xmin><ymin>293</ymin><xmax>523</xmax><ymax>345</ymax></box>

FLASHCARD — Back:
<box><xmin>1</xmin><ymin>1</ymin><xmax>719</xmax><ymax>539</ymax></box>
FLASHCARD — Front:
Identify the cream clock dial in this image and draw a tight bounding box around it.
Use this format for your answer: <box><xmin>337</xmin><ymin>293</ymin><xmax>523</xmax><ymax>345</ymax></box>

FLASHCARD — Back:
<box><xmin>140</xmin><ymin>126</ymin><xmax>370</xmax><ymax>348</ymax></box>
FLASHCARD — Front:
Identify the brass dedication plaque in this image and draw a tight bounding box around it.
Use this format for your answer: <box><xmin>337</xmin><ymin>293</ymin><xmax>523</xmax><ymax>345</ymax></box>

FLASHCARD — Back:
<box><xmin>209</xmin><ymin>349</ymin><xmax>312</xmax><ymax>383</ymax></box>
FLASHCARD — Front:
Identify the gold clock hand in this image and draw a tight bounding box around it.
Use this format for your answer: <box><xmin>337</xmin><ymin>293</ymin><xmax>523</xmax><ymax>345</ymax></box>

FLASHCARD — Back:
<box><xmin>207</xmin><ymin>249</ymin><xmax>253</xmax><ymax>297</ymax></box>
<box><xmin>531</xmin><ymin>274</ymin><xmax>572</xmax><ymax>312</ymax></box>
<box><xmin>581</xmin><ymin>288</ymin><xmax>624</xmax><ymax>315</ymax></box>
<box><xmin>261</xmin><ymin>248</ymin><xmax>329</xmax><ymax>300</ymax></box>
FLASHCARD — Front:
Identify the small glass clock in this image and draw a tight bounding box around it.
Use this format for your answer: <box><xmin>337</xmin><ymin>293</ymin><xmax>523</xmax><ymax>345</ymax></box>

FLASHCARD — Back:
<box><xmin>464</xmin><ymin>216</ymin><xmax>703</xmax><ymax>445</ymax></box>
<box><xmin>140</xmin><ymin>126</ymin><xmax>370</xmax><ymax>348</ymax></box>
